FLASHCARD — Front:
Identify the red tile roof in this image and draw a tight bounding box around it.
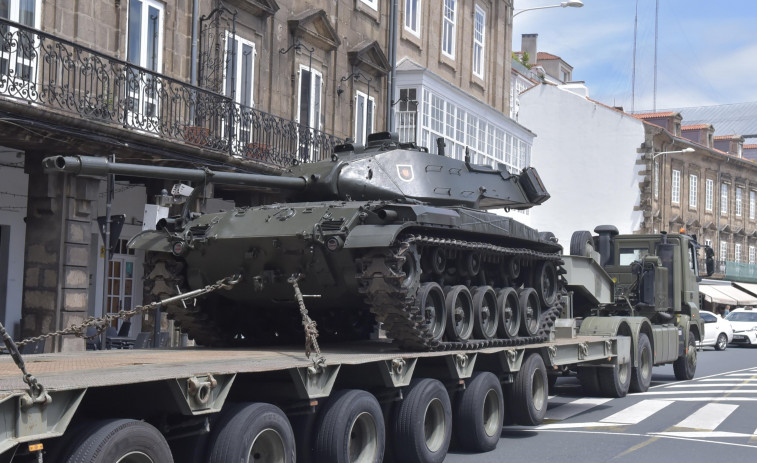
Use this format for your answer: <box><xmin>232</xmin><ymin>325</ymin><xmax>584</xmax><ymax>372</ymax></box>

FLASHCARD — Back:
<box><xmin>714</xmin><ymin>135</ymin><xmax>742</xmax><ymax>140</ymax></box>
<box><xmin>537</xmin><ymin>52</ymin><xmax>561</xmax><ymax>60</ymax></box>
<box><xmin>681</xmin><ymin>124</ymin><xmax>711</xmax><ymax>130</ymax></box>
<box><xmin>632</xmin><ymin>112</ymin><xmax>677</xmax><ymax>119</ymax></box>
<box><xmin>744</xmin><ymin>144</ymin><xmax>757</xmax><ymax>149</ymax></box>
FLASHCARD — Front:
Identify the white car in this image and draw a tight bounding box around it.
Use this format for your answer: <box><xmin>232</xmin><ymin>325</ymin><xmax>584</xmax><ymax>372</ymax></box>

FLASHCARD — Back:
<box><xmin>725</xmin><ymin>307</ymin><xmax>757</xmax><ymax>346</ymax></box>
<box><xmin>698</xmin><ymin>310</ymin><xmax>733</xmax><ymax>350</ymax></box>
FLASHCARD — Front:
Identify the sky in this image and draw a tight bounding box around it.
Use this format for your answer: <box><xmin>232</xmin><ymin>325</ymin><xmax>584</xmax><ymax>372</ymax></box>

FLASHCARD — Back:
<box><xmin>512</xmin><ymin>0</ymin><xmax>757</xmax><ymax>113</ymax></box>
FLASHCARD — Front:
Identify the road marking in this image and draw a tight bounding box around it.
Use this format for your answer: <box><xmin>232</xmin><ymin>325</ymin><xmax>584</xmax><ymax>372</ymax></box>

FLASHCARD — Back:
<box><xmin>653</xmin><ymin>431</ymin><xmax>753</xmax><ymax>438</ymax></box>
<box><xmin>673</xmin><ymin>403</ymin><xmax>737</xmax><ymax>430</ymax></box>
<box><xmin>544</xmin><ymin>397</ymin><xmax>612</xmax><ymax>421</ymax></box>
<box><xmin>599</xmin><ymin>399</ymin><xmax>673</xmax><ymax>425</ymax></box>
<box><xmin>665</xmin><ymin>383</ymin><xmax>755</xmax><ymax>387</ymax></box>
<box><xmin>698</xmin><ymin>378</ymin><xmax>757</xmax><ymax>382</ymax></box>
<box><xmin>636</xmin><ymin>389</ymin><xmax>757</xmax><ymax>395</ymax></box>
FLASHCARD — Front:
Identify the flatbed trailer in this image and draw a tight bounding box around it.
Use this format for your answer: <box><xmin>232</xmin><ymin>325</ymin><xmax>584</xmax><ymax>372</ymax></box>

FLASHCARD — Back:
<box><xmin>0</xmin><ymin>331</ymin><xmax>630</xmax><ymax>462</ymax></box>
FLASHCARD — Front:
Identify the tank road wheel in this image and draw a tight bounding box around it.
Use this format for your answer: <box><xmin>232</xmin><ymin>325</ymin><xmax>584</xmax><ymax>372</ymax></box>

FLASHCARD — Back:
<box><xmin>533</xmin><ymin>261</ymin><xmax>558</xmax><ymax>307</ymax></box>
<box><xmin>314</xmin><ymin>389</ymin><xmax>385</xmax><ymax>463</ymax></box>
<box><xmin>423</xmin><ymin>247</ymin><xmax>447</xmax><ymax>275</ymax></box>
<box><xmin>570</xmin><ymin>230</ymin><xmax>595</xmax><ymax>257</ymax></box>
<box><xmin>630</xmin><ymin>333</ymin><xmax>653</xmax><ymax>393</ymax></box>
<box><xmin>496</xmin><ymin>288</ymin><xmax>521</xmax><ymax>339</ymax></box>
<box><xmin>518</xmin><ymin>288</ymin><xmax>542</xmax><ymax>337</ymax></box>
<box><xmin>56</xmin><ymin>419</ymin><xmax>173</xmax><ymax>463</ymax></box>
<box><xmin>453</xmin><ymin>372</ymin><xmax>504</xmax><ymax>453</ymax></box>
<box><xmin>208</xmin><ymin>403</ymin><xmax>295</xmax><ymax>463</ymax></box>
<box><xmin>400</xmin><ymin>246</ymin><xmax>422</xmax><ymax>291</ymax></box>
<box><xmin>510</xmin><ymin>353</ymin><xmax>549</xmax><ymax>426</ymax></box>
<box><xmin>597</xmin><ymin>359</ymin><xmax>632</xmax><ymax>398</ymax></box>
<box><xmin>391</xmin><ymin>379</ymin><xmax>452</xmax><ymax>463</ymax></box>
<box><xmin>501</xmin><ymin>257</ymin><xmax>521</xmax><ymax>282</ymax></box>
<box><xmin>418</xmin><ymin>283</ymin><xmax>447</xmax><ymax>343</ymax></box>
<box><xmin>457</xmin><ymin>252</ymin><xmax>481</xmax><ymax>278</ymax></box>
<box><xmin>472</xmin><ymin>286</ymin><xmax>499</xmax><ymax>340</ymax></box>
<box><xmin>673</xmin><ymin>330</ymin><xmax>698</xmax><ymax>381</ymax></box>
<box><xmin>444</xmin><ymin>286</ymin><xmax>474</xmax><ymax>342</ymax></box>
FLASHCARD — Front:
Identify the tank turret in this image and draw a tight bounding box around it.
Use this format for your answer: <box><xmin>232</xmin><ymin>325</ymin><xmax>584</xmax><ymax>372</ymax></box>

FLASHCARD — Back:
<box><xmin>43</xmin><ymin>132</ymin><xmax>563</xmax><ymax>351</ymax></box>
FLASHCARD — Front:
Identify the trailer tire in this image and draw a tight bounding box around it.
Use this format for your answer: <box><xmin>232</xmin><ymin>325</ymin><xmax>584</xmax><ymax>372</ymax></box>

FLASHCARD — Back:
<box><xmin>391</xmin><ymin>378</ymin><xmax>452</xmax><ymax>463</ymax></box>
<box><xmin>314</xmin><ymin>389</ymin><xmax>385</xmax><ymax>463</ymax></box>
<box><xmin>453</xmin><ymin>372</ymin><xmax>503</xmax><ymax>453</ymax></box>
<box><xmin>630</xmin><ymin>333</ymin><xmax>653</xmax><ymax>393</ymax></box>
<box><xmin>208</xmin><ymin>402</ymin><xmax>295</xmax><ymax>463</ymax></box>
<box><xmin>597</xmin><ymin>359</ymin><xmax>631</xmax><ymax>398</ymax></box>
<box><xmin>673</xmin><ymin>330</ymin><xmax>698</xmax><ymax>381</ymax></box>
<box><xmin>510</xmin><ymin>353</ymin><xmax>548</xmax><ymax>425</ymax></box>
<box><xmin>577</xmin><ymin>367</ymin><xmax>601</xmax><ymax>396</ymax></box>
<box><xmin>57</xmin><ymin>419</ymin><xmax>173</xmax><ymax>463</ymax></box>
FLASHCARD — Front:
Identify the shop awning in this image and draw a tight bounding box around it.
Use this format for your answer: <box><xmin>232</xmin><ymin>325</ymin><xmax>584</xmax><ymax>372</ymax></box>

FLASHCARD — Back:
<box><xmin>699</xmin><ymin>284</ymin><xmax>757</xmax><ymax>305</ymax></box>
<box><xmin>733</xmin><ymin>282</ymin><xmax>757</xmax><ymax>297</ymax></box>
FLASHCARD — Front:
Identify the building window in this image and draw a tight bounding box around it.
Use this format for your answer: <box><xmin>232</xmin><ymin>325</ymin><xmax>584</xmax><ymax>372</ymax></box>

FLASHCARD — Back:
<box><xmin>750</xmin><ymin>245</ymin><xmax>755</xmax><ymax>265</ymax></box>
<box><xmin>736</xmin><ymin>187</ymin><xmax>743</xmax><ymax>216</ymax></box>
<box><xmin>751</xmin><ymin>191</ymin><xmax>756</xmax><ymax>220</ymax></box>
<box><xmin>720</xmin><ymin>241</ymin><xmax>728</xmax><ymax>263</ymax></box>
<box><xmin>360</xmin><ymin>0</ymin><xmax>378</xmax><ymax>10</ymax></box>
<box><xmin>442</xmin><ymin>0</ymin><xmax>456</xmax><ymax>58</ymax></box>
<box><xmin>297</xmin><ymin>65</ymin><xmax>322</xmax><ymax>130</ymax></box>
<box><xmin>671</xmin><ymin>169</ymin><xmax>680</xmax><ymax>204</ymax></box>
<box><xmin>224</xmin><ymin>32</ymin><xmax>256</xmax><ymax>107</ymax></box>
<box><xmin>735</xmin><ymin>243</ymin><xmax>742</xmax><ymax>263</ymax></box>
<box><xmin>472</xmin><ymin>5</ymin><xmax>485</xmax><ymax>78</ymax></box>
<box><xmin>404</xmin><ymin>0</ymin><xmax>420</xmax><ymax>36</ymax></box>
<box><xmin>354</xmin><ymin>90</ymin><xmax>375</xmax><ymax>146</ymax></box>
<box><xmin>704</xmin><ymin>239</ymin><xmax>712</xmax><ymax>248</ymax></box>
<box><xmin>689</xmin><ymin>174</ymin><xmax>697</xmax><ymax>208</ymax></box>
<box><xmin>0</xmin><ymin>0</ymin><xmax>40</xmax><ymax>88</ymax></box>
<box><xmin>654</xmin><ymin>160</ymin><xmax>659</xmax><ymax>199</ymax></box>
<box><xmin>705</xmin><ymin>178</ymin><xmax>713</xmax><ymax>211</ymax></box>
<box><xmin>721</xmin><ymin>183</ymin><xmax>729</xmax><ymax>214</ymax></box>
<box><xmin>127</xmin><ymin>0</ymin><xmax>165</xmax><ymax>118</ymax></box>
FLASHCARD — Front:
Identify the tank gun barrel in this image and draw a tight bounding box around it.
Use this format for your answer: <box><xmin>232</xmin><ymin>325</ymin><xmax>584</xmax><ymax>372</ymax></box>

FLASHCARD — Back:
<box><xmin>42</xmin><ymin>155</ymin><xmax>308</xmax><ymax>190</ymax></box>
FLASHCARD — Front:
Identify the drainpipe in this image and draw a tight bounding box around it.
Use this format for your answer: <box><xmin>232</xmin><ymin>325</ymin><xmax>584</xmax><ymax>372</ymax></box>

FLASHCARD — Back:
<box><xmin>386</xmin><ymin>0</ymin><xmax>398</xmax><ymax>132</ymax></box>
<box><xmin>191</xmin><ymin>0</ymin><xmax>199</xmax><ymax>87</ymax></box>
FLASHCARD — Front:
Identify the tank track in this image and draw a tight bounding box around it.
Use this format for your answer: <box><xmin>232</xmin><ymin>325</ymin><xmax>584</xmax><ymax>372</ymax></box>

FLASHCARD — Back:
<box><xmin>357</xmin><ymin>234</ymin><xmax>563</xmax><ymax>351</ymax></box>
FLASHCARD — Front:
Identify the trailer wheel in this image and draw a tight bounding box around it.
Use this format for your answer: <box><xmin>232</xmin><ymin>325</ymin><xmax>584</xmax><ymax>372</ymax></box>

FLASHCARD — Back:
<box><xmin>418</xmin><ymin>283</ymin><xmax>447</xmax><ymax>342</ymax></box>
<box><xmin>391</xmin><ymin>378</ymin><xmax>452</xmax><ymax>463</ymax></box>
<box><xmin>314</xmin><ymin>389</ymin><xmax>385</xmax><ymax>463</ymax></box>
<box><xmin>454</xmin><ymin>372</ymin><xmax>503</xmax><ymax>453</ymax></box>
<box><xmin>597</xmin><ymin>359</ymin><xmax>631</xmax><ymax>398</ymax></box>
<box><xmin>472</xmin><ymin>286</ymin><xmax>499</xmax><ymax>340</ymax></box>
<box><xmin>577</xmin><ymin>367</ymin><xmax>601</xmax><ymax>396</ymax></box>
<box><xmin>444</xmin><ymin>286</ymin><xmax>474</xmax><ymax>341</ymax></box>
<box><xmin>518</xmin><ymin>288</ymin><xmax>542</xmax><ymax>337</ymax></box>
<box><xmin>533</xmin><ymin>261</ymin><xmax>558</xmax><ymax>307</ymax></box>
<box><xmin>673</xmin><ymin>330</ymin><xmax>697</xmax><ymax>380</ymax></box>
<box><xmin>630</xmin><ymin>333</ymin><xmax>653</xmax><ymax>392</ymax></box>
<box><xmin>57</xmin><ymin>419</ymin><xmax>173</xmax><ymax>463</ymax></box>
<box><xmin>510</xmin><ymin>353</ymin><xmax>548</xmax><ymax>425</ymax></box>
<box><xmin>208</xmin><ymin>402</ymin><xmax>295</xmax><ymax>463</ymax></box>
<box><xmin>496</xmin><ymin>288</ymin><xmax>521</xmax><ymax>339</ymax></box>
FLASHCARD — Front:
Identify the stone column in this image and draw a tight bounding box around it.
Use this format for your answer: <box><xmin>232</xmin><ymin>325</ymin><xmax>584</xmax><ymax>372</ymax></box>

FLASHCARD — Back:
<box><xmin>22</xmin><ymin>152</ymin><xmax>100</xmax><ymax>352</ymax></box>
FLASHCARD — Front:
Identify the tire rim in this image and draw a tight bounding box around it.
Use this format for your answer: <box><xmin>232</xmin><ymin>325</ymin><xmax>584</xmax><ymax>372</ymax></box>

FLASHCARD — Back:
<box><xmin>423</xmin><ymin>398</ymin><xmax>446</xmax><ymax>452</ymax></box>
<box><xmin>639</xmin><ymin>344</ymin><xmax>652</xmax><ymax>381</ymax></box>
<box><xmin>618</xmin><ymin>360</ymin><xmax>630</xmax><ymax>384</ymax></box>
<box><xmin>482</xmin><ymin>389</ymin><xmax>501</xmax><ymax>437</ymax></box>
<box><xmin>116</xmin><ymin>452</ymin><xmax>154</xmax><ymax>463</ymax></box>
<box><xmin>348</xmin><ymin>412</ymin><xmax>378</xmax><ymax>463</ymax></box>
<box><xmin>531</xmin><ymin>369</ymin><xmax>546</xmax><ymax>412</ymax></box>
<box><xmin>717</xmin><ymin>334</ymin><xmax>726</xmax><ymax>350</ymax></box>
<box><xmin>687</xmin><ymin>341</ymin><xmax>697</xmax><ymax>370</ymax></box>
<box><xmin>480</xmin><ymin>291</ymin><xmax>497</xmax><ymax>338</ymax></box>
<box><xmin>248</xmin><ymin>428</ymin><xmax>286</xmax><ymax>463</ymax></box>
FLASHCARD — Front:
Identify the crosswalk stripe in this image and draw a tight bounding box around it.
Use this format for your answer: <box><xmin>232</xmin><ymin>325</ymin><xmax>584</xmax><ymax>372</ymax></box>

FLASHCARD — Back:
<box><xmin>722</xmin><ymin>373</ymin><xmax>757</xmax><ymax>377</ymax></box>
<box><xmin>653</xmin><ymin>431</ymin><xmax>754</xmax><ymax>438</ymax></box>
<box><xmin>600</xmin><ymin>399</ymin><xmax>673</xmax><ymax>425</ymax></box>
<box><xmin>665</xmin><ymin>383</ymin><xmax>754</xmax><ymax>388</ymax></box>
<box><xmin>673</xmin><ymin>403</ymin><xmax>737</xmax><ymax>430</ymax></box>
<box><xmin>637</xmin><ymin>389</ymin><xmax>757</xmax><ymax>395</ymax></box>
<box><xmin>698</xmin><ymin>378</ymin><xmax>757</xmax><ymax>382</ymax></box>
<box><xmin>545</xmin><ymin>397</ymin><xmax>612</xmax><ymax>421</ymax></box>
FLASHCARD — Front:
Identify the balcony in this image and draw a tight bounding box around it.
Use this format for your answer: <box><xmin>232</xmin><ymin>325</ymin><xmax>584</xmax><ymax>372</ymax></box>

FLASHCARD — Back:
<box><xmin>0</xmin><ymin>17</ymin><xmax>340</xmax><ymax>168</ymax></box>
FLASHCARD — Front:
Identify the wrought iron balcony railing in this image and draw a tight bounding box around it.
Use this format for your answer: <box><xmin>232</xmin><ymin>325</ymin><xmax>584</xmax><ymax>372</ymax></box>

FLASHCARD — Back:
<box><xmin>0</xmin><ymin>17</ymin><xmax>341</xmax><ymax>167</ymax></box>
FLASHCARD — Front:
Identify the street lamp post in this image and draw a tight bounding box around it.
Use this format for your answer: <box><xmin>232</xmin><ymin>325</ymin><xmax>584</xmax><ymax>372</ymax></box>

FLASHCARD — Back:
<box><xmin>513</xmin><ymin>0</ymin><xmax>584</xmax><ymax>17</ymax></box>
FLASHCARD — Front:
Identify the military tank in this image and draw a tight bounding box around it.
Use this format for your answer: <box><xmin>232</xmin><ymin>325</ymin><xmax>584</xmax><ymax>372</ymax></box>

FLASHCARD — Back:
<box><xmin>43</xmin><ymin>132</ymin><xmax>563</xmax><ymax>350</ymax></box>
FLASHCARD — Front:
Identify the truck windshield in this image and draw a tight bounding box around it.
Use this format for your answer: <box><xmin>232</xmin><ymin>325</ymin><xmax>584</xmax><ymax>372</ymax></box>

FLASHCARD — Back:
<box><xmin>618</xmin><ymin>247</ymin><xmax>649</xmax><ymax>266</ymax></box>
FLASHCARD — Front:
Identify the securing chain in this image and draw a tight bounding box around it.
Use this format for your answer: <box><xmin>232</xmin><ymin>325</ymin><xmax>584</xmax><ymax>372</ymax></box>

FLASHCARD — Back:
<box><xmin>288</xmin><ymin>274</ymin><xmax>326</xmax><ymax>370</ymax></box>
<box><xmin>0</xmin><ymin>274</ymin><xmax>241</xmax><ymax>401</ymax></box>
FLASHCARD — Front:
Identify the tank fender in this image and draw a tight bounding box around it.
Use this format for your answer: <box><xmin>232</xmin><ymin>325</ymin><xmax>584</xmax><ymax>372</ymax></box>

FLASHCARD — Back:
<box><xmin>343</xmin><ymin>224</ymin><xmax>408</xmax><ymax>248</ymax></box>
<box><xmin>579</xmin><ymin>316</ymin><xmax>654</xmax><ymax>369</ymax></box>
<box><xmin>127</xmin><ymin>230</ymin><xmax>172</xmax><ymax>253</ymax></box>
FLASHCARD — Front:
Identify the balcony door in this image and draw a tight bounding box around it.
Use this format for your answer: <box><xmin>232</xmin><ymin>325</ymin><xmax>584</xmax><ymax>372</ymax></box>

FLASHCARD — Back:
<box><xmin>222</xmin><ymin>32</ymin><xmax>256</xmax><ymax>156</ymax></box>
<box><xmin>126</xmin><ymin>0</ymin><xmax>164</xmax><ymax>128</ymax></box>
<box><xmin>296</xmin><ymin>65</ymin><xmax>323</xmax><ymax>161</ymax></box>
<box><xmin>0</xmin><ymin>0</ymin><xmax>40</xmax><ymax>96</ymax></box>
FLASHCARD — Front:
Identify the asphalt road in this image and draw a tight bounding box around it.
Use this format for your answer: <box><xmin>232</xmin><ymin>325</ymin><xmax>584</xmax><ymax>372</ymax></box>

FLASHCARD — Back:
<box><xmin>447</xmin><ymin>345</ymin><xmax>757</xmax><ymax>463</ymax></box>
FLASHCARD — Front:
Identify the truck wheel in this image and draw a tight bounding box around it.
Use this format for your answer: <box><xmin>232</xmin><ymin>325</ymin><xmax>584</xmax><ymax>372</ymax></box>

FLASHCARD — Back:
<box><xmin>570</xmin><ymin>230</ymin><xmax>595</xmax><ymax>257</ymax></box>
<box><xmin>534</xmin><ymin>261</ymin><xmax>558</xmax><ymax>307</ymax></box>
<box><xmin>496</xmin><ymin>288</ymin><xmax>521</xmax><ymax>339</ymax></box>
<box><xmin>597</xmin><ymin>359</ymin><xmax>631</xmax><ymax>398</ymax></box>
<box><xmin>577</xmin><ymin>367</ymin><xmax>600</xmax><ymax>396</ymax></box>
<box><xmin>57</xmin><ymin>419</ymin><xmax>173</xmax><ymax>463</ymax></box>
<box><xmin>391</xmin><ymin>378</ymin><xmax>452</xmax><ymax>463</ymax></box>
<box><xmin>418</xmin><ymin>283</ymin><xmax>447</xmax><ymax>343</ymax></box>
<box><xmin>510</xmin><ymin>353</ymin><xmax>548</xmax><ymax>425</ymax></box>
<box><xmin>673</xmin><ymin>330</ymin><xmax>698</xmax><ymax>380</ymax></box>
<box><xmin>314</xmin><ymin>389</ymin><xmax>385</xmax><ymax>463</ymax></box>
<box><xmin>630</xmin><ymin>333</ymin><xmax>653</xmax><ymax>393</ymax></box>
<box><xmin>518</xmin><ymin>288</ymin><xmax>542</xmax><ymax>337</ymax></box>
<box><xmin>472</xmin><ymin>286</ymin><xmax>499</xmax><ymax>340</ymax></box>
<box><xmin>208</xmin><ymin>403</ymin><xmax>295</xmax><ymax>463</ymax></box>
<box><xmin>715</xmin><ymin>333</ymin><xmax>728</xmax><ymax>351</ymax></box>
<box><xmin>444</xmin><ymin>285</ymin><xmax>474</xmax><ymax>341</ymax></box>
<box><xmin>454</xmin><ymin>372</ymin><xmax>503</xmax><ymax>453</ymax></box>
